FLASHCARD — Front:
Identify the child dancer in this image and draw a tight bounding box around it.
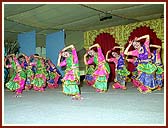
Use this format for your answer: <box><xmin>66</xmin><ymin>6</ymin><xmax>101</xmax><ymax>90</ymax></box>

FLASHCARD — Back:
<box><xmin>57</xmin><ymin>45</ymin><xmax>82</xmax><ymax>100</ymax></box>
<box><xmin>124</xmin><ymin>35</ymin><xmax>157</xmax><ymax>93</ymax></box>
<box><xmin>106</xmin><ymin>46</ymin><xmax>130</xmax><ymax>90</ymax></box>
<box><xmin>18</xmin><ymin>53</ymin><xmax>34</xmax><ymax>90</ymax></box>
<box><xmin>84</xmin><ymin>43</ymin><xmax>110</xmax><ymax>93</ymax></box>
<box><xmin>5</xmin><ymin>54</ymin><xmax>26</xmax><ymax>97</ymax></box>
<box><xmin>45</xmin><ymin>58</ymin><xmax>61</xmax><ymax>89</ymax></box>
<box><xmin>150</xmin><ymin>44</ymin><xmax>164</xmax><ymax>90</ymax></box>
<box><xmin>126</xmin><ymin>57</ymin><xmax>140</xmax><ymax>87</ymax></box>
<box><xmin>30</xmin><ymin>55</ymin><xmax>49</xmax><ymax>92</ymax></box>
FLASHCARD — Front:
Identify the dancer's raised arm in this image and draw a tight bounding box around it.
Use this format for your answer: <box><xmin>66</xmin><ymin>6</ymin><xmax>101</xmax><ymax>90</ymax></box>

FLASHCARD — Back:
<box><xmin>124</xmin><ymin>40</ymin><xmax>133</xmax><ymax>56</ymax></box>
<box><xmin>113</xmin><ymin>46</ymin><xmax>124</xmax><ymax>51</ymax></box>
<box><xmin>89</xmin><ymin>43</ymin><xmax>100</xmax><ymax>50</ymax></box>
<box><xmin>84</xmin><ymin>53</ymin><xmax>88</xmax><ymax>65</ymax></box>
<box><xmin>106</xmin><ymin>50</ymin><xmax>111</xmax><ymax>62</ymax></box>
<box><xmin>150</xmin><ymin>44</ymin><xmax>161</xmax><ymax>49</ymax></box>
<box><xmin>57</xmin><ymin>53</ymin><xmax>62</xmax><ymax>67</ymax></box>
<box><xmin>135</xmin><ymin>34</ymin><xmax>149</xmax><ymax>42</ymax></box>
<box><xmin>62</xmin><ymin>44</ymin><xmax>74</xmax><ymax>51</ymax></box>
<box><xmin>71</xmin><ymin>46</ymin><xmax>78</xmax><ymax>64</ymax></box>
<box><xmin>113</xmin><ymin>46</ymin><xmax>124</xmax><ymax>54</ymax></box>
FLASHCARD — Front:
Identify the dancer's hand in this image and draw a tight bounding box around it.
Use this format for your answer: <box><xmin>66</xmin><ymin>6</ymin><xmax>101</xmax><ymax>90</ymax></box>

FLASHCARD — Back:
<box><xmin>107</xmin><ymin>50</ymin><xmax>111</xmax><ymax>53</ymax></box>
<box><xmin>134</xmin><ymin>37</ymin><xmax>138</xmax><ymax>41</ymax></box>
<box><xmin>129</xmin><ymin>40</ymin><xmax>133</xmax><ymax>45</ymax></box>
<box><xmin>71</xmin><ymin>44</ymin><xmax>74</xmax><ymax>49</ymax></box>
<box><xmin>89</xmin><ymin>43</ymin><xmax>100</xmax><ymax>50</ymax></box>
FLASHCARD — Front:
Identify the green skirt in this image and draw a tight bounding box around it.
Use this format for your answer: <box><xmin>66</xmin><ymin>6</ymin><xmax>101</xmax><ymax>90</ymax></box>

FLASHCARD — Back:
<box><xmin>93</xmin><ymin>75</ymin><xmax>107</xmax><ymax>91</ymax></box>
<box><xmin>5</xmin><ymin>71</ymin><xmax>26</xmax><ymax>91</ymax></box>
<box><xmin>49</xmin><ymin>72</ymin><xmax>56</xmax><ymax>79</ymax></box>
<box><xmin>31</xmin><ymin>78</ymin><xmax>45</xmax><ymax>87</ymax></box>
<box><xmin>26</xmin><ymin>69</ymin><xmax>34</xmax><ymax>78</ymax></box>
<box><xmin>62</xmin><ymin>80</ymin><xmax>80</xmax><ymax>95</ymax></box>
<box><xmin>6</xmin><ymin>81</ymin><xmax>19</xmax><ymax>91</ymax></box>
<box><xmin>117</xmin><ymin>67</ymin><xmax>130</xmax><ymax>76</ymax></box>
<box><xmin>137</xmin><ymin>62</ymin><xmax>157</xmax><ymax>74</ymax></box>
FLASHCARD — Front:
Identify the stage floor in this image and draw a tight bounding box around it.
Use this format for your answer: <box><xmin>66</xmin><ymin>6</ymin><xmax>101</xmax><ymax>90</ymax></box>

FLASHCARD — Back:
<box><xmin>3</xmin><ymin>82</ymin><xmax>165</xmax><ymax>126</ymax></box>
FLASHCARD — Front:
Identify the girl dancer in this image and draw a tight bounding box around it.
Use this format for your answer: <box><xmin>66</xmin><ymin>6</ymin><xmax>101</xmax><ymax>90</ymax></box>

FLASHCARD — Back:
<box><xmin>124</xmin><ymin>35</ymin><xmax>157</xmax><ymax>93</ymax></box>
<box><xmin>126</xmin><ymin>57</ymin><xmax>140</xmax><ymax>87</ymax></box>
<box><xmin>30</xmin><ymin>55</ymin><xmax>49</xmax><ymax>92</ymax></box>
<box><xmin>45</xmin><ymin>58</ymin><xmax>61</xmax><ymax>89</ymax></box>
<box><xmin>57</xmin><ymin>45</ymin><xmax>82</xmax><ymax>100</ymax></box>
<box><xmin>5</xmin><ymin>54</ymin><xmax>26</xmax><ymax>97</ymax></box>
<box><xmin>106</xmin><ymin>46</ymin><xmax>130</xmax><ymax>90</ymax></box>
<box><xmin>150</xmin><ymin>44</ymin><xmax>164</xmax><ymax>90</ymax></box>
<box><xmin>18</xmin><ymin>53</ymin><xmax>34</xmax><ymax>90</ymax></box>
<box><xmin>84</xmin><ymin>43</ymin><xmax>110</xmax><ymax>93</ymax></box>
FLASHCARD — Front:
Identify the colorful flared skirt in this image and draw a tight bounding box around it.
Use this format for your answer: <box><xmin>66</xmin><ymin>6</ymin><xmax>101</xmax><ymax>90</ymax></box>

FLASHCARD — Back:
<box><xmin>138</xmin><ymin>72</ymin><xmax>156</xmax><ymax>89</ymax></box>
<box><xmin>137</xmin><ymin>62</ymin><xmax>157</xmax><ymax>74</ymax></box>
<box><xmin>62</xmin><ymin>80</ymin><xmax>80</xmax><ymax>95</ymax></box>
<box><xmin>6</xmin><ymin>71</ymin><xmax>26</xmax><ymax>91</ymax></box>
<box><xmin>26</xmin><ymin>68</ymin><xmax>34</xmax><ymax>78</ymax></box>
<box><xmin>117</xmin><ymin>67</ymin><xmax>130</xmax><ymax>77</ymax></box>
<box><xmin>47</xmin><ymin>72</ymin><xmax>60</xmax><ymax>88</ymax></box>
<box><xmin>93</xmin><ymin>75</ymin><xmax>107</xmax><ymax>91</ymax></box>
<box><xmin>31</xmin><ymin>77</ymin><xmax>45</xmax><ymax>87</ymax></box>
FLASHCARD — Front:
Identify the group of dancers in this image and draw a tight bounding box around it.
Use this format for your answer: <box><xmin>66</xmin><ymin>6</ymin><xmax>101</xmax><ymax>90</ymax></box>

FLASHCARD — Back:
<box><xmin>4</xmin><ymin>34</ymin><xmax>164</xmax><ymax>100</ymax></box>
<box><xmin>4</xmin><ymin>53</ymin><xmax>61</xmax><ymax>97</ymax></box>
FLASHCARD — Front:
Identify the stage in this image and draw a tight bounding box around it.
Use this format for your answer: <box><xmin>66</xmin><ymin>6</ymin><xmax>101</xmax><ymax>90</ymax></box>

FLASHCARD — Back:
<box><xmin>3</xmin><ymin>82</ymin><xmax>165</xmax><ymax>125</ymax></box>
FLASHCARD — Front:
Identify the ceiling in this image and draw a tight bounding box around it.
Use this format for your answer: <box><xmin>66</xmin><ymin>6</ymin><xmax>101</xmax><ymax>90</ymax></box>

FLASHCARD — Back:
<box><xmin>4</xmin><ymin>3</ymin><xmax>164</xmax><ymax>47</ymax></box>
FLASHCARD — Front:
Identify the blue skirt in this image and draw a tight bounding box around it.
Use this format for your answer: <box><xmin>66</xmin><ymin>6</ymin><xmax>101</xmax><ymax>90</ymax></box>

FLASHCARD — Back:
<box><xmin>138</xmin><ymin>72</ymin><xmax>156</xmax><ymax>89</ymax></box>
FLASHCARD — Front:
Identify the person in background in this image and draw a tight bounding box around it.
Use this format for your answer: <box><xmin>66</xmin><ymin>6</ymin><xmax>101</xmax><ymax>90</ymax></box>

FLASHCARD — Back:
<box><xmin>18</xmin><ymin>53</ymin><xmax>34</xmax><ymax>91</ymax></box>
<box><xmin>84</xmin><ymin>43</ymin><xmax>110</xmax><ymax>93</ymax></box>
<box><xmin>45</xmin><ymin>58</ymin><xmax>61</xmax><ymax>89</ymax></box>
<box><xmin>30</xmin><ymin>55</ymin><xmax>49</xmax><ymax>92</ymax></box>
<box><xmin>106</xmin><ymin>46</ymin><xmax>130</xmax><ymax>90</ymax></box>
<box><xmin>5</xmin><ymin>54</ymin><xmax>26</xmax><ymax>97</ymax></box>
<box><xmin>150</xmin><ymin>44</ymin><xmax>164</xmax><ymax>91</ymax></box>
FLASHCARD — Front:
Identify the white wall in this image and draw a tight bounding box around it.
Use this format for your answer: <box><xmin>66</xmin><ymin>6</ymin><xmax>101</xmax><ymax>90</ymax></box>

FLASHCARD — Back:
<box><xmin>65</xmin><ymin>31</ymin><xmax>84</xmax><ymax>51</ymax></box>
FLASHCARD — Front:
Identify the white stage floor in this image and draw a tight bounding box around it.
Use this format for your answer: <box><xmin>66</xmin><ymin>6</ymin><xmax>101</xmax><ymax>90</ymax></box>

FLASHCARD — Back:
<box><xmin>3</xmin><ymin>82</ymin><xmax>165</xmax><ymax>126</ymax></box>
